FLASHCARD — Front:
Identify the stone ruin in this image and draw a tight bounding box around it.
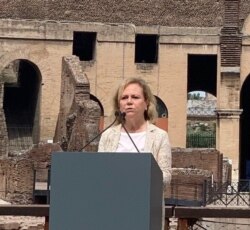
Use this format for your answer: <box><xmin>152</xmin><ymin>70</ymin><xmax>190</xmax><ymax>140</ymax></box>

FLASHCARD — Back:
<box><xmin>54</xmin><ymin>55</ymin><xmax>101</xmax><ymax>152</ymax></box>
<box><xmin>0</xmin><ymin>55</ymin><xmax>229</xmax><ymax>212</ymax></box>
<box><xmin>0</xmin><ymin>142</ymin><xmax>61</xmax><ymax>204</ymax></box>
<box><xmin>165</xmin><ymin>148</ymin><xmax>231</xmax><ymax>205</ymax></box>
<box><xmin>0</xmin><ymin>55</ymin><xmax>102</xmax><ymax>206</ymax></box>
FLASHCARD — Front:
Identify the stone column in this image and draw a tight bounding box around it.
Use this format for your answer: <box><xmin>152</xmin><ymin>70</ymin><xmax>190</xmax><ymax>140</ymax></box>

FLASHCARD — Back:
<box><xmin>216</xmin><ymin>109</ymin><xmax>242</xmax><ymax>181</ymax></box>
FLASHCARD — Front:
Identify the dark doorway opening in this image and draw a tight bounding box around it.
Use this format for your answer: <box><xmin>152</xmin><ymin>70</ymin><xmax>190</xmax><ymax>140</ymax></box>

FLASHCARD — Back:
<box><xmin>187</xmin><ymin>55</ymin><xmax>217</xmax><ymax>148</ymax></box>
<box><xmin>135</xmin><ymin>34</ymin><xmax>159</xmax><ymax>63</ymax></box>
<box><xmin>73</xmin><ymin>31</ymin><xmax>96</xmax><ymax>61</ymax></box>
<box><xmin>240</xmin><ymin>75</ymin><xmax>250</xmax><ymax>179</ymax></box>
<box><xmin>3</xmin><ymin>60</ymin><xmax>41</xmax><ymax>152</ymax></box>
<box><xmin>188</xmin><ymin>55</ymin><xmax>217</xmax><ymax>96</ymax></box>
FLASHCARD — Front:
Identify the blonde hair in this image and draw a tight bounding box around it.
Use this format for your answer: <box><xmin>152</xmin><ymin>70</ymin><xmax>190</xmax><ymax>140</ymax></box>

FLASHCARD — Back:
<box><xmin>113</xmin><ymin>77</ymin><xmax>157</xmax><ymax>124</ymax></box>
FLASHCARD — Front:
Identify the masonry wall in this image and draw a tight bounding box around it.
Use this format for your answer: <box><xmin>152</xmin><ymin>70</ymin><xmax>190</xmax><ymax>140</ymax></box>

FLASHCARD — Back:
<box><xmin>0</xmin><ymin>145</ymin><xmax>223</xmax><ymax>205</ymax></box>
<box><xmin>0</xmin><ymin>20</ymin><xmax>220</xmax><ymax>148</ymax></box>
<box><xmin>0</xmin><ymin>20</ymin><xmax>73</xmax><ymax>140</ymax></box>
<box><xmin>165</xmin><ymin>168</ymin><xmax>211</xmax><ymax>204</ymax></box>
<box><xmin>1</xmin><ymin>0</ymin><xmax>250</xmax><ymax>29</ymax></box>
<box><xmin>0</xmin><ymin>0</ymin><xmax>225</xmax><ymax>27</ymax></box>
<box><xmin>241</xmin><ymin>15</ymin><xmax>250</xmax><ymax>83</ymax></box>
<box><xmin>0</xmin><ymin>18</ymin><xmax>242</xmax><ymax>181</ymax></box>
<box><xmin>54</xmin><ymin>55</ymin><xmax>101</xmax><ymax>152</ymax></box>
<box><xmin>165</xmin><ymin>148</ymin><xmax>225</xmax><ymax>203</ymax></box>
<box><xmin>0</xmin><ymin>143</ymin><xmax>61</xmax><ymax>204</ymax></box>
<box><xmin>172</xmin><ymin>148</ymin><xmax>223</xmax><ymax>183</ymax></box>
<box><xmin>86</xmin><ymin>25</ymin><xmax>220</xmax><ymax>148</ymax></box>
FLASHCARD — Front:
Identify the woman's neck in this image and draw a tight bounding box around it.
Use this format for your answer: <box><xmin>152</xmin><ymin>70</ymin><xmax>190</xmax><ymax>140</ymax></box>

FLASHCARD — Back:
<box><xmin>122</xmin><ymin>120</ymin><xmax>147</xmax><ymax>133</ymax></box>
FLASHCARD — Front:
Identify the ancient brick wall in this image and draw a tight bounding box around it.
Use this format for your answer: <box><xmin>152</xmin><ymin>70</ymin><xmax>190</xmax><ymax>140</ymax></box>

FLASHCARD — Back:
<box><xmin>54</xmin><ymin>56</ymin><xmax>90</xmax><ymax>144</ymax></box>
<box><xmin>172</xmin><ymin>148</ymin><xmax>223</xmax><ymax>183</ymax></box>
<box><xmin>0</xmin><ymin>143</ymin><xmax>228</xmax><ymax>205</ymax></box>
<box><xmin>0</xmin><ymin>0</ymin><xmax>225</xmax><ymax>27</ymax></box>
<box><xmin>1</xmin><ymin>0</ymin><xmax>247</xmax><ymax>31</ymax></box>
<box><xmin>240</xmin><ymin>0</ymin><xmax>250</xmax><ymax>28</ymax></box>
<box><xmin>54</xmin><ymin>56</ymin><xmax>101</xmax><ymax>152</ymax></box>
<box><xmin>0</xmin><ymin>143</ymin><xmax>61</xmax><ymax>204</ymax></box>
<box><xmin>165</xmin><ymin>148</ymin><xmax>225</xmax><ymax>203</ymax></box>
<box><xmin>165</xmin><ymin>168</ymin><xmax>211</xmax><ymax>203</ymax></box>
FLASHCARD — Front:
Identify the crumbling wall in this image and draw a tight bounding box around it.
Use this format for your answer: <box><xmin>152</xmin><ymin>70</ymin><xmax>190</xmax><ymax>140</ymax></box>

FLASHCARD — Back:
<box><xmin>54</xmin><ymin>56</ymin><xmax>101</xmax><ymax>152</ymax></box>
<box><xmin>165</xmin><ymin>148</ymin><xmax>226</xmax><ymax>204</ymax></box>
<box><xmin>165</xmin><ymin>168</ymin><xmax>212</xmax><ymax>205</ymax></box>
<box><xmin>172</xmin><ymin>148</ymin><xmax>223</xmax><ymax>183</ymax></box>
<box><xmin>0</xmin><ymin>143</ymin><xmax>62</xmax><ymax>204</ymax></box>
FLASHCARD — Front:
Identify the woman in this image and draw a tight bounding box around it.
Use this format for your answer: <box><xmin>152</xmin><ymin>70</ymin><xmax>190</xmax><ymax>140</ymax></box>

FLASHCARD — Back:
<box><xmin>98</xmin><ymin>77</ymin><xmax>171</xmax><ymax>184</ymax></box>
<box><xmin>98</xmin><ymin>77</ymin><xmax>172</xmax><ymax>229</ymax></box>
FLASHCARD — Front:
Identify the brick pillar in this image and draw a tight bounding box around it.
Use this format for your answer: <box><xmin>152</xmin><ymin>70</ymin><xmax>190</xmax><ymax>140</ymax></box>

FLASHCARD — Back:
<box><xmin>218</xmin><ymin>0</ymin><xmax>242</xmax><ymax>181</ymax></box>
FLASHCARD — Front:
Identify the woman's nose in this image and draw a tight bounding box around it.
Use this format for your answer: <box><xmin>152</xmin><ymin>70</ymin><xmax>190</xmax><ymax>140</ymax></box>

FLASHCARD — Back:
<box><xmin>127</xmin><ymin>97</ymin><xmax>132</xmax><ymax>104</ymax></box>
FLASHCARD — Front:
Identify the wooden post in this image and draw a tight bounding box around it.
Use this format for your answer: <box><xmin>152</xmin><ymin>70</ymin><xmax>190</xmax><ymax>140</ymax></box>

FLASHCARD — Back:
<box><xmin>44</xmin><ymin>216</ymin><xmax>49</xmax><ymax>230</ymax></box>
<box><xmin>164</xmin><ymin>217</ymin><xmax>169</xmax><ymax>230</ymax></box>
<box><xmin>177</xmin><ymin>218</ymin><xmax>188</xmax><ymax>230</ymax></box>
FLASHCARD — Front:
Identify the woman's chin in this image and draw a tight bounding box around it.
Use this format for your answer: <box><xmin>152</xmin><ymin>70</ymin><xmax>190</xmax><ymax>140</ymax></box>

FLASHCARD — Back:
<box><xmin>125</xmin><ymin>112</ymin><xmax>135</xmax><ymax>117</ymax></box>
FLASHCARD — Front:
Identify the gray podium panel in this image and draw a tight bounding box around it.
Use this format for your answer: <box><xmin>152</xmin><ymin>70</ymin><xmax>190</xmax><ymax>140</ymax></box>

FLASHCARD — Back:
<box><xmin>49</xmin><ymin>152</ymin><xmax>163</xmax><ymax>230</ymax></box>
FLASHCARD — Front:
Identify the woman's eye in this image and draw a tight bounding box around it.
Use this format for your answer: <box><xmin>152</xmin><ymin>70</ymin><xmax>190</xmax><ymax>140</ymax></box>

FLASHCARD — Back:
<box><xmin>132</xmin><ymin>96</ymin><xmax>139</xmax><ymax>99</ymax></box>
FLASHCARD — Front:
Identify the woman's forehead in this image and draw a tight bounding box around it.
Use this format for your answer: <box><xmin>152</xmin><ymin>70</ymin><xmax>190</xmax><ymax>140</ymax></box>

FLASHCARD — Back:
<box><xmin>123</xmin><ymin>83</ymin><xmax>143</xmax><ymax>91</ymax></box>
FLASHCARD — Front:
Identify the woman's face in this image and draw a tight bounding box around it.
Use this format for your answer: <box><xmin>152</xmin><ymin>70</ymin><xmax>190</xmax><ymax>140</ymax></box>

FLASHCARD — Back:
<box><xmin>119</xmin><ymin>83</ymin><xmax>147</xmax><ymax>121</ymax></box>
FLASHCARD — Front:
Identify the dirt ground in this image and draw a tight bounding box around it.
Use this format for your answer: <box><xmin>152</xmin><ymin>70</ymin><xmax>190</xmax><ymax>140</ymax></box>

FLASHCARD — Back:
<box><xmin>0</xmin><ymin>199</ymin><xmax>45</xmax><ymax>230</ymax></box>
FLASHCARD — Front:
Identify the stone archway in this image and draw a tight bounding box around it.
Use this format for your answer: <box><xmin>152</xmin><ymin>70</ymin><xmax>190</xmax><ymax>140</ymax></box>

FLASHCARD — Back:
<box><xmin>155</xmin><ymin>96</ymin><xmax>168</xmax><ymax>131</ymax></box>
<box><xmin>1</xmin><ymin>59</ymin><xmax>42</xmax><ymax>152</ymax></box>
<box><xmin>90</xmin><ymin>94</ymin><xmax>104</xmax><ymax>131</ymax></box>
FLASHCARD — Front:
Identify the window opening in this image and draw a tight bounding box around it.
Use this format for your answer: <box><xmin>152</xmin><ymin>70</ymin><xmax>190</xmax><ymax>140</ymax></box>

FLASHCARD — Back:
<box><xmin>73</xmin><ymin>32</ymin><xmax>96</xmax><ymax>61</ymax></box>
<box><xmin>135</xmin><ymin>34</ymin><xmax>158</xmax><ymax>63</ymax></box>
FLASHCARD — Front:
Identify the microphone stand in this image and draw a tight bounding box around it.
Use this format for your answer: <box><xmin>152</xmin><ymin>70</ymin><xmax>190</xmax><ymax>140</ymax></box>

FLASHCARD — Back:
<box><xmin>80</xmin><ymin>112</ymin><xmax>119</xmax><ymax>151</ymax></box>
<box><xmin>120</xmin><ymin>113</ymin><xmax>140</xmax><ymax>153</ymax></box>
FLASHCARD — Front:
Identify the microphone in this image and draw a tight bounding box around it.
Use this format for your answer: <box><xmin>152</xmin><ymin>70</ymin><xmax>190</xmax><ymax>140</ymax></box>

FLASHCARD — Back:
<box><xmin>80</xmin><ymin>111</ymin><xmax>120</xmax><ymax>151</ymax></box>
<box><xmin>120</xmin><ymin>112</ymin><xmax>140</xmax><ymax>153</ymax></box>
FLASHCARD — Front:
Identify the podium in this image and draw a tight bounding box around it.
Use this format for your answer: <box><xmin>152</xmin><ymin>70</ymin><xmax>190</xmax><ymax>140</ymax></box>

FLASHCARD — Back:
<box><xmin>49</xmin><ymin>152</ymin><xmax>163</xmax><ymax>230</ymax></box>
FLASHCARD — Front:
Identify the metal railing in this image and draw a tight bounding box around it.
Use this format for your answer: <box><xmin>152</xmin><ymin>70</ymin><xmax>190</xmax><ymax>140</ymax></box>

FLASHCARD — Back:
<box><xmin>205</xmin><ymin>180</ymin><xmax>250</xmax><ymax>207</ymax></box>
<box><xmin>187</xmin><ymin>133</ymin><xmax>215</xmax><ymax>148</ymax></box>
<box><xmin>166</xmin><ymin>179</ymin><xmax>250</xmax><ymax>208</ymax></box>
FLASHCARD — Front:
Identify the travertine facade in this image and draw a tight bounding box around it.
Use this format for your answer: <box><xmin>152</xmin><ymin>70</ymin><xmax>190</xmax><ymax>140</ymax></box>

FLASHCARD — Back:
<box><xmin>0</xmin><ymin>20</ymin><xmax>220</xmax><ymax>145</ymax></box>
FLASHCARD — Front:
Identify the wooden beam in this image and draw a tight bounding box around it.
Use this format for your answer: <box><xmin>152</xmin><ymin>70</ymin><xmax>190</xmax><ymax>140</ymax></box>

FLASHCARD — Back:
<box><xmin>165</xmin><ymin>206</ymin><xmax>174</xmax><ymax>217</ymax></box>
<box><xmin>0</xmin><ymin>204</ymin><xmax>249</xmax><ymax>229</ymax></box>
<box><xmin>0</xmin><ymin>205</ymin><xmax>49</xmax><ymax>216</ymax></box>
<box><xmin>45</xmin><ymin>216</ymin><xmax>49</xmax><ymax>230</ymax></box>
<box><xmin>177</xmin><ymin>218</ymin><xmax>189</xmax><ymax>230</ymax></box>
<box><xmin>174</xmin><ymin>206</ymin><xmax>250</xmax><ymax>218</ymax></box>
